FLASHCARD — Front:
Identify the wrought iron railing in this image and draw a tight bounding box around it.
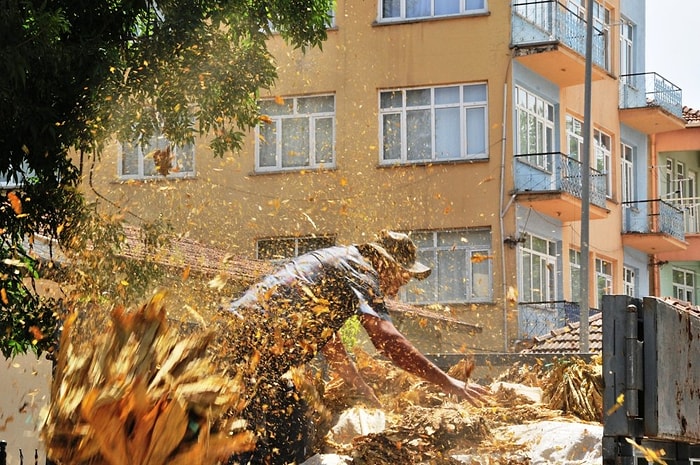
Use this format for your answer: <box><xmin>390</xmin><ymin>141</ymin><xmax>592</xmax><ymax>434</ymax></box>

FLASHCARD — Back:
<box><xmin>667</xmin><ymin>196</ymin><xmax>700</xmax><ymax>234</ymax></box>
<box><xmin>514</xmin><ymin>152</ymin><xmax>607</xmax><ymax>208</ymax></box>
<box><xmin>511</xmin><ymin>0</ymin><xmax>607</xmax><ymax>70</ymax></box>
<box><xmin>517</xmin><ymin>300</ymin><xmax>582</xmax><ymax>339</ymax></box>
<box><xmin>619</xmin><ymin>72</ymin><xmax>683</xmax><ymax>119</ymax></box>
<box><xmin>622</xmin><ymin>199</ymin><xmax>686</xmax><ymax>242</ymax></box>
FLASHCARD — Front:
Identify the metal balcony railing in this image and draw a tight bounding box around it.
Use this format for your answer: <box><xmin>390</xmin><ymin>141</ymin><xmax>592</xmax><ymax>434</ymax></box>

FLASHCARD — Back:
<box><xmin>622</xmin><ymin>199</ymin><xmax>686</xmax><ymax>241</ymax></box>
<box><xmin>667</xmin><ymin>196</ymin><xmax>700</xmax><ymax>234</ymax></box>
<box><xmin>518</xmin><ymin>300</ymin><xmax>583</xmax><ymax>338</ymax></box>
<box><xmin>619</xmin><ymin>72</ymin><xmax>683</xmax><ymax>119</ymax></box>
<box><xmin>512</xmin><ymin>0</ymin><xmax>607</xmax><ymax>70</ymax></box>
<box><xmin>514</xmin><ymin>152</ymin><xmax>607</xmax><ymax>208</ymax></box>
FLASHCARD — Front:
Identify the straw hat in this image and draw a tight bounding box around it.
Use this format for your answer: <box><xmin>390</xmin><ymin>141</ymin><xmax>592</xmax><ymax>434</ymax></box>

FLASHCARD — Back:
<box><xmin>362</xmin><ymin>230</ymin><xmax>431</xmax><ymax>280</ymax></box>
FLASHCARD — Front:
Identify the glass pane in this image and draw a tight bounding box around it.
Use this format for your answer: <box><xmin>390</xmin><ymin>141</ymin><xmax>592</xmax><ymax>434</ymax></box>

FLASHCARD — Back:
<box><xmin>121</xmin><ymin>142</ymin><xmax>139</xmax><ymax>175</ymax></box>
<box><xmin>281</xmin><ymin>118</ymin><xmax>310</xmax><ymax>167</ymax></box>
<box><xmin>380</xmin><ymin>91</ymin><xmax>402</xmax><ymax>109</ymax></box>
<box><xmin>437</xmin><ymin>249</ymin><xmax>466</xmax><ymax>301</ymax></box>
<box><xmin>382</xmin><ymin>0</ymin><xmax>400</xmax><ymax>18</ymax></box>
<box><xmin>435</xmin><ymin>107</ymin><xmax>460</xmax><ymax>159</ymax></box>
<box><xmin>435</xmin><ymin>86</ymin><xmax>459</xmax><ymax>105</ymax></box>
<box><xmin>435</xmin><ymin>0</ymin><xmax>460</xmax><ymax>16</ymax></box>
<box><xmin>406</xmin><ymin>109</ymin><xmax>431</xmax><ymax>161</ymax></box>
<box><xmin>406</xmin><ymin>88</ymin><xmax>430</xmax><ymax>107</ymax></box>
<box><xmin>298</xmin><ymin>95</ymin><xmax>334</xmax><ymax>113</ymax></box>
<box><xmin>260</xmin><ymin>99</ymin><xmax>293</xmax><ymax>116</ymax></box>
<box><xmin>465</xmin><ymin>0</ymin><xmax>484</xmax><ymax>10</ymax></box>
<box><xmin>468</xmin><ymin>229</ymin><xmax>491</xmax><ymax>246</ymax></box>
<box><xmin>405</xmin><ymin>249</ymin><xmax>436</xmax><ymax>302</ymax></box>
<box><xmin>471</xmin><ymin>252</ymin><xmax>490</xmax><ymax>298</ymax></box>
<box><xmin>465</xmin><ymin>107</ymin><xmax>485</xmax><ymax>155</ymax></box>
<box><xmin>406</xmin><ymin>0</ymin><xmax>430</xmax><ymax>18</ymax></box>
<box><xmin>437</xmin><ymin>230</ymin><xmax>463</xmax><ymax>247</ymax></box>
<box><xmin>463</xmin><ymin>84</ymin><xmax>486</xmax><ymax>102</ymax></box>
<box><xmin>173</xmin><ymin>143</ymin><xmax>195</xmax><ymax>173</ymax></box>
<box><xmin>314</xmin><ymin>117</ymin><xmax>334</xmax><ymax>164</ymax></box>
<box><xmin>382</xmin><ymin>113</ymin><xmax>401</xmax><ymax>160</ymax></box>
<box><xmin>259</xmin><ymin>124</ymin><xmax>277</xmax><ymax>167</ymax></box>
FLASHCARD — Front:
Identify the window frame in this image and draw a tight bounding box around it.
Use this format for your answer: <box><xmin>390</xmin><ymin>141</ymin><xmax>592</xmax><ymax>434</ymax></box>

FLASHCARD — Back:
<box><xmin>378</xmin><ymin>0</ymin><xmax>487</xmax><ymax>22</ymax></box>
<box><xmin>619</xmin><ymin>16</ymin><xmax>634</xmax><ymax>76</ymax></box>
<box><xmin>595</xmin><ymin>257</ymin><xmax>613</xmax><ymax>309</ymax></box>
<box><xmin>515</xmin><ymin>86</ymin><xmax>555</xmax><ymax>171</ymax></box>
<box><xmin>379</xmin><ymin>83</ymin><xmax>488</xmax><ymax>165</ymax></box>
<box><xmin>255</xmin><ymin>94</ymin><xmax>336</xmax><ymax>173</ymax></box>
<box><xmin>256</xmin><ymin>234</ymin><xmax>336</xmax><ymax>261</ymax></box>
<box><xmin>569</xmin><ymin>249</ymin><xmax>581</xmax><ymax>303</ymax></box>
<box><xmin>621</xmin><ymin>142</ymin><xmax>635</xmax><ymax>203</ymax></box>
<box><xmin>118</xmin><ymin>133</ymin><xmax>196</xmax><ymax>180</ymax></box>
<box><xmin>519</xmin><ymin>233</ymin><xmax>558</xmax><ymax>303</ymax></box>
<box><xmin>594</xmin><ymin>128</ymin><xmax>613</xmax><ymax>197</ymax></box>
<box><xmin>623</xmin><ymin>265</ymin><xmax>637</xmax><ymax>298</ymax></box>
<box><xmin>400</xmin><ymin>228</ymin><xmax>493</xmax><ymax>304</ymax></box>
<box><xmin>672</xmin><ymin>267</ymin><xmax>696</xmax><ymax>303</ymax></box>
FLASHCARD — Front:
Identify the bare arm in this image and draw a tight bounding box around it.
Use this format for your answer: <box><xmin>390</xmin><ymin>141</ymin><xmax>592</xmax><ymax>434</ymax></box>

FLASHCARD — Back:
<box><xmin>359</xmin><ymin>313</ymin><xmax>489</xmax><ymax>406</ymax></box>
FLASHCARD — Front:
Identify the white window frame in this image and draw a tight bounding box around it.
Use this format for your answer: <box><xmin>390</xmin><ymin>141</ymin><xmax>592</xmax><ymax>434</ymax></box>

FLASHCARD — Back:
<box><xmin>673</xmin><ymin>267</ymin><xmax>696</xmax><ymax>304</ymax></box>
<box><xmin>256</xmin><ymin>234</ymin><xmax>336</xmax><ymax>261</ymax></box>
<box><xmin>379</xmin><ymin>83</ymin><xmax>488</xmax><ymax>164</ymax></box>
<box><xmin>401</xmin><ymin>228</ymin><xmax>493</xmax><ymax>304</ymax></box>
<box><xmin>621</xmin><ymin>142</ymin><xmax>635</xmax><ymax>203</ymax></box>
<box><xmin>594</xmin><ymin>128</ymin><xmax>612</xmax><ymax>197</ymax></box>
<box><xmin>520</xmin><ymin>234</ymin><xmax>558</xmax><ymax>303</ymax></box>
<box><xmin>619</xmin><ymin>17</ymin><xmax>634</xmax><ymax>76</ymax></box>
<box><xmin>569</xmin><ymin>249</ymin><xmax>581</xmax><ymax>303</ymax></box>
<box><xmin>566</xmin><ymin>115</ymin><xmax>584</xmax><ymax>161</ymax></box>
<box><xmin>623</xmin><ymin>266</ymin><xmax>636</xmax><ymax>298</ymax></box>
<box><xmin>379</xmin><ymin>0</ymin><xmax>486</xmax><ymax>22</ymax></box>
<box><xmin>118</xmin><ymin>133</ymin><xmax>195</xmax><ymax>180</ymax></box>
<box><xmin>515</xmin><ymin>86</ymin><xmax>555</xmax><ymax>170</ymax></box>
<box><xmin>595</xmin><ymin>257</ymin><xmax>613</xmax><ymax>309</ymax></box>
<box><xmin>255</xmin><ymin>94</ymin><xmax>336</xmax><ymax>173</ymax></box>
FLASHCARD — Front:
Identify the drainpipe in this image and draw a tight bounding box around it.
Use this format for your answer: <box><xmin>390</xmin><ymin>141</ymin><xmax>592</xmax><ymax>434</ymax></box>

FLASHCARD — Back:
<box><xmin>649</xmin><ymin>133</ymin><xmax>661</xmax><ymax>295</ymax></box>
<box><xmin>499</xmin><ymin>81</ymin><xmax>510</xmax><ymax>352</ymax></box>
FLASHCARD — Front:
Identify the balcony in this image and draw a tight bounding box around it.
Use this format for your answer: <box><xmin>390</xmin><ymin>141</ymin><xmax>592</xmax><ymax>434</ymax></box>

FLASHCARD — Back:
<box><xmin>621</xmin><ymin>199</ymin><xmax>687</xmax><ymax>253</ymax></box>
<box><xmin>656</xmin><ymin>197</ymin><xmax>700</xmax><ymax>261</ymax></box>
<box><xmin>511</xmin><ymin>1</ymin><xmax>609</xmax><ymax>87</ymax></box>
<box><xmin>518</xmin><ymin>300</ymin><xmax>585</xmax><ymax>339</ymax></box>
<box><xmin>619</xmin><ymin>73</ymin><xmax>685</xmax><ymax>134</ymax></box>
<box><xmin>514</xmin><ymin>152</ymin><xmax>609</xmax><ymax>222</ymax></box>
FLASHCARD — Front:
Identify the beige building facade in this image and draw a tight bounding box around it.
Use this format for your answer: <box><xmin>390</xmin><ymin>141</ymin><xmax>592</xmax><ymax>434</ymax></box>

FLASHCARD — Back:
<box><xmin>83</xmin><ymin>0</ymin><xmax>695</xmax><ymax>354</ymax></box>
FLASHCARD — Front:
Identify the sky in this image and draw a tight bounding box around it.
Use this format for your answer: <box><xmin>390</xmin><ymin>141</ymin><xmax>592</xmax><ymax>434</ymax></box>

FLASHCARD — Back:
<box><xmin>645</xmin><ymin>0</ymin><xmax>700</xmax><ymax>109</ymax></box>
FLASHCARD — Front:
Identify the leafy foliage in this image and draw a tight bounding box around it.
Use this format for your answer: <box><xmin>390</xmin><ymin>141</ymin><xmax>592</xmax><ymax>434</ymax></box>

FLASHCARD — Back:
<box><xmin>0</xmin><ymin>0</ymin><xmax>333</xmax><ymax>356</ymax></box>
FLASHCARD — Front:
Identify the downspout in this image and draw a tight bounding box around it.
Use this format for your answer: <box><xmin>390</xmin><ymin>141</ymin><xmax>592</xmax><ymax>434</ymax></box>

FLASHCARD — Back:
<box><xmin>649</xmin><ymin>133</ymin><xmax>661</xmax><ymax>295</ymax></box>
<box><xmin>499</xmin><ymin>81</ymin><xmax>510</xmax><ymax>352</ymax></box>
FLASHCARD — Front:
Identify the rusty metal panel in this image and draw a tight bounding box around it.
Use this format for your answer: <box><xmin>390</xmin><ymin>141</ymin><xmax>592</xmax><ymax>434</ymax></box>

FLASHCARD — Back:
<box><xmin>643</xmin><ymin>297</ymin><xmax>700</xmax><ymax>442</ymax></box>
<box><xmin>602</xmin><ymin>295</ymin><xmax>644</xmax><ymax>438</ymax></box>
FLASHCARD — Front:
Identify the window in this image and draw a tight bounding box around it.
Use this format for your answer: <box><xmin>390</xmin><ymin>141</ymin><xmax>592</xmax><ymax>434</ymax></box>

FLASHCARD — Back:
<box><xmin>621</xmin><ymin>143</ymin><xmax>634</xmax><ymax>203</ymax></box>
<box><xmin>594</xmin><ymin>128</ymin><xmax>612</xmax><ymax>196</ymax></box>
<box><xmin>380</xmin><ymin>0</ymin><xmax>485</xmax><ymax>21</ymax></box>
<box><xmin>401</xmin><ymin>229</ymin><xmax>493</xmax><ymax>304</ymax></box>
<box><xmin>256</xmin><ymin>235</ymin><xmax>336</xmax><ymax>260</ymax></box>
<box><xmin>566</xmin><ymin>115</ymin><xmax>584</xmax><ymax>161</ymax></box>
<box><xmin>623</xmin><ymin>266</ymin><xmax>636</xmax><ymax>298</ymax></box>
<box><xmin>673</xmin><ymin>267</ymin><xmax>696</xmax><ymax>303</ymax></box>
<box><xmin>379</xmin><ymin>83</ymin><xmax>488</xmax><ymax>164</ymax></box>
<box><xmin>515</xmin><ymin>86</ymin><xmax>555</xmax><ymax>170</ymax></box>
<box><xmin>119</xmin><ymin>134</ymin><xmax>195</xmax><ymax>179</ymax></box>
<box><xmin>595</xmin><ymin>257</ymin><xmax>613</xmax><ymax>309</ymax></box>
<box><xmin>569</xmin><ymin>249</ymin><xmax>581</xmax><ymax>303</ymax></box>
<box><xmin>619</xmin><ymin>17</ymin><xmax>634</xmax><ymax>76</ymax></box>
<box><xmin>1</xmin><ymin>161</ymin><xmax>31</xmax><ymax>188</ymax></box>
<box><xmin>256</xmin><ymin>95</ymin><xmax>335</xmax><ymax>172</ymax></box>
<box><xmin>520</xmin><ymin>234</ymin><xmax>557</xmax><ymax>303</ymax></box>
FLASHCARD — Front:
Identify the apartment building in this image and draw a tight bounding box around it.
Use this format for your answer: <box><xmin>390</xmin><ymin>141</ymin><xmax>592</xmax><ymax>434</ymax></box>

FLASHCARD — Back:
<box><xmin>84</xmin><ymin>0</ymin><xmax>695</xmax><ymax>354</ymax></box>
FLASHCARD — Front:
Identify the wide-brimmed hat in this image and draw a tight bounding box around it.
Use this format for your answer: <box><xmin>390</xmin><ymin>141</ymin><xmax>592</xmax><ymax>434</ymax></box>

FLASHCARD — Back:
<box><xmin>363</xmin><ymin>230</ymin><xmax>431</xmax><ymax>280</ymax></box>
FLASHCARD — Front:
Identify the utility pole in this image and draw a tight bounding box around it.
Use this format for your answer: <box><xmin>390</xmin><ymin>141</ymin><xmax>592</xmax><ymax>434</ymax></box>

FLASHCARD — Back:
<box><xmin>579</xmin><ymin>1</ymin><xmax>594</xmax><ymax>354</ymax></box>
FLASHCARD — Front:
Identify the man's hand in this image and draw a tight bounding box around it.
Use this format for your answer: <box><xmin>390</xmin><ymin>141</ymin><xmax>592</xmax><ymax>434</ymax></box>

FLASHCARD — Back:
<box><xmin>444</xmin><ymin>376</ymin><xmax>492</xmax><ymax>407</ymax></box>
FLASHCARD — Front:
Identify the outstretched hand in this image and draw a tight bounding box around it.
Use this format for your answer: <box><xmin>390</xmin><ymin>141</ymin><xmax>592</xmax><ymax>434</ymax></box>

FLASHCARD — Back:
<box><xmin>444</xmin><ymin>376</ymin><xmax>493</xmax><ymax>407</ymax></box>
